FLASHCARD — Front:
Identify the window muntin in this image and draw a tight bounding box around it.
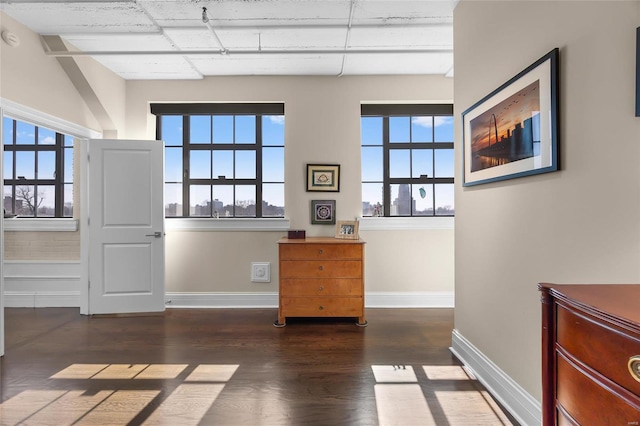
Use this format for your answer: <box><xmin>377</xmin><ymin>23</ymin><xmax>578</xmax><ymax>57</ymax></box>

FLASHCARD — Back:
<box><xmin>2</xmin><ymin>116</ymin><xmax>74</xmax><ymax>217</ymax></box>
<box><xmin>155</xmin><ymin>105</ymin><xmax>285</xmax><ymax>218</ymax></box>
<box><xmin>361</xmin><ymin>105</ymin><xmax>454</xmax><ymax>217</ymax></box>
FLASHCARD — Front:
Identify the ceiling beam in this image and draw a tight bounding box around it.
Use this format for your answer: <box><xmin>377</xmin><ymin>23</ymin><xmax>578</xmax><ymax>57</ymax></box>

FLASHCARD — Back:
<box><xmin>44</xmin><ymin>48</ymin><xmax>453</xmax><ymax>57</ymax></box>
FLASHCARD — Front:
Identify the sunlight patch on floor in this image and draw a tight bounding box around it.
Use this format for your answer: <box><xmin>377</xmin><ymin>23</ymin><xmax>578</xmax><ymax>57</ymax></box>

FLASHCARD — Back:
<box><xmin>0</xmin><ymin>364</ymin><xmax>238</xmax><ymax>426</ymax></box>
<box><xmin>435</xmin><ymin>390</ymin><xmax>514</xmax><ymax>425</ymax></box>
<box><xmin>373</xmin><ymin>365</ymin><xmax>514</xmax><ymax>426</ymax></box>
<box><xmin>375</xmin><ymin>384</ymin><xmax>436</xmax><ymax>426</ymax></box>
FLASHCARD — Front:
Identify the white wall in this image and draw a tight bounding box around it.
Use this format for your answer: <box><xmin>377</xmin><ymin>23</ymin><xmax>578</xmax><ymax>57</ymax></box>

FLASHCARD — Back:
<box><xmin>126</xmin><ymin>76</ymin><xmax>455</xmax><ymax>298</ymax></box>
<box><xmin>1</xmin><ymin>8</ymin><xmax>456</xmax><ymax>305</ymax></box>
<box><xmin>454</xmin><ymin>0</ymin><xmax>640</xmax><ymax>404</ymax></box>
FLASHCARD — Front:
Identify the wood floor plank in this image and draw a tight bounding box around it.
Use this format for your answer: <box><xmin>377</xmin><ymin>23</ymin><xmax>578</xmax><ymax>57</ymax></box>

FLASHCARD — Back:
<box><xmin>0</xmin><ymin>308</ymin><xmax>518</xmax><ymax>425</ymax></box>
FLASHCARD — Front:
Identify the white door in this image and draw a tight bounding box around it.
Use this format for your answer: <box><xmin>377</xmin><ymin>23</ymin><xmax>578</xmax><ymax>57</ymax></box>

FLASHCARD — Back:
<box><xmin>88</xmin><ymin>139</ymin><xmax>164</xmax><ymax>314</ymax></box>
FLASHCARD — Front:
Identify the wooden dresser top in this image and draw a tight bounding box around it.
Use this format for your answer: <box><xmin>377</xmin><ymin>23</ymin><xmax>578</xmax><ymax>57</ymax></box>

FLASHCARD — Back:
<box><xmin>278</xmin><ymin>237</ymin><xmax>365</xmax><ymax>245</ymax></box>
<box><xmin>539</xmin><ymin>283</ymin><xmax>640</xmax><ymax>329</ymax></box>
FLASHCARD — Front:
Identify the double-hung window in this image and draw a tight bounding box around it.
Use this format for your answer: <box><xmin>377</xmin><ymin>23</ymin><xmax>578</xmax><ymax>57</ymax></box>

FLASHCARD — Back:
<box><xmin>3</xmin><ymin>116</ymin><xmax>74</xmax><ymax>217</ymax></box>
<box><xmin>152</xmin><ymin>103</ymin><xmax>285</xmax><ymax>218</ymax></box>
<box><xmin>361</xmin><ymin>104</ymin><xmax>454</xmax><ymax>217</ymax></box>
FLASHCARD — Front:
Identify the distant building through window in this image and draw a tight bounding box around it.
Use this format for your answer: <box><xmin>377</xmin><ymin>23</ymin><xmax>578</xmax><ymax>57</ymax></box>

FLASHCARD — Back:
<box><xmin>2</xmin><ymin>116</ymin><xmax>74</xmax><ymax>217</ymax></box>
<box><xmin>361</xmin><ymin>104</ymin><xmax>454</xmax><ymax>217</ymax></box>
<box><xmin>152</xmin><ymin>103</ymin><xmax>285</xmax><ymax>218</ymax></box>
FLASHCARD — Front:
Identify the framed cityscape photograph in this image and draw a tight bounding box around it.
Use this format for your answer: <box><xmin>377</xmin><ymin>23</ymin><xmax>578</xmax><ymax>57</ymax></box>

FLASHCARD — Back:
<box><xmin>462</xmin><ymin>48</ymin><xmax>559</xmax><ymax>186</ymax></box>
<box><xmin>306</xmin><ymin>164</ymin><xmax>340</xmax><ymax>192</ymax></box>
<box><xmin>311</xmin><ymin>200</ymin><xmax>336</xmax><ymax>225</ymax></box>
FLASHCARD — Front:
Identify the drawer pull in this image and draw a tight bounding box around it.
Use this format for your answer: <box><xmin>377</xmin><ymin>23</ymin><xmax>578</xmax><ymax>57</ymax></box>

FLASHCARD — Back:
<box><xmin>319</xmin><ymin>265</ymin><xmax>324</xmax><ymax>271</ymax></box>
<box><xmin>319</xmin><ymin>249</ymin><xmax>324</xmax><ymax>254</ymax></box>
<box><xmin>630</xmin><ymin>355</ymin><xmax>640</xmax><ymax>383</ymax></box>
<box><xmin>319</xmin><ymin>286</ymin><xmax>324</xmax><ymax>291</ymax></box>
<box><xmin>319</xmin><ymin>305</ymin><xmax>324</xmax><ymax>310</ymax></box>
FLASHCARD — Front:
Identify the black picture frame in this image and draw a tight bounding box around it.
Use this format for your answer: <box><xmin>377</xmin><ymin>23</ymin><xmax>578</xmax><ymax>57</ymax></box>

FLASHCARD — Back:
<box><xmin>306</xmin><ymin>164</ymin><xmax>340</xmax><ymax>192</ymax></box>
<box><xmin>636</xmin><ymin>27</ymin><xmax>639</xmax><ymax>117</ymax></box>
<box><xmin>311</xmin><ymin>200</ymin><xmax>336</xmax><ymax>225</ymax></box>
<box><xmin>462</xmin><ymin>48</ymin><xmax>560</xmax><ymax>186</ymax></box>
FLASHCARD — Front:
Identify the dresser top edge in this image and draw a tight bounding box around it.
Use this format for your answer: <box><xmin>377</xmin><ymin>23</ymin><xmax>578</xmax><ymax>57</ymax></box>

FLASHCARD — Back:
<box><xmin>539</xmin><ymin>283</ymin><xmax>640</xmax><ymax>330</ymax></box>
<box><xmin>278</xmin><ymin>237</ymin><xmax>365</xmax><ymax>244</ymax></box>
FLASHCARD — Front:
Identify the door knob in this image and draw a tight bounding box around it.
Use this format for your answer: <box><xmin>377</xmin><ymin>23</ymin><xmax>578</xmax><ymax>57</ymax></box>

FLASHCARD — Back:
<box><xmin>145</xmin><ymin>231</ymin><xmax>163</xmax><ymax>238</ymax></box>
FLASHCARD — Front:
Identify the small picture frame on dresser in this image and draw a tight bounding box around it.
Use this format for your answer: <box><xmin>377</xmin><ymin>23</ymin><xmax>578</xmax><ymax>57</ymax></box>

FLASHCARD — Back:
<box><xmin>335</xmin><ymin>220</ymin><xmax>359</xmax><ymax>239</ymax></box>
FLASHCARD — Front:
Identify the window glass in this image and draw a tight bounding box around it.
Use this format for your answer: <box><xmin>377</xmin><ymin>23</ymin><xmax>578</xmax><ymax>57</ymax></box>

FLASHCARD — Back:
<box><xmin>361</xmin><ymin>105</ymin><xmax>453</xmax><ymax>217</ymax></box>
<box><xmin>38</xmin><ymin>151</ymin><xmax>56</xmax><ymax>179</ymax></box>
<box><xmin>38</xmin><ymin>128</ymin><xmax>55</xmax><ymax>145</ymax></box>
<box><xmin>212</xmin><ymin>116</ymin><xmax>233</xmax><ymax>143</ymax></box>
<box><xmin>235</xmin><ymin>151</ymin><xmax>256</xmax><ymax>179</ymax></box>
<box><xmin>156</xmin><ymin>108</ymin><xmax>284</xmax><ymax>218</ymax></box>
<box><xmin>3</xmin><ymin>118</ymin><xmax>75</xmax><ymax>217</ymax></box>
<box><xmin>389</xmin><ymin>149</ymin><xmax>410</xmax><ymax>178</ymax></box>
<box><xmin>3</xmin><ymin>117</ymin><xmax>13</xmax><ymax>145</ymax></box>
<box><xmin>235</xmin><ymin>115</ymin><xmax>255</xmax><ymax>144</ymax></box>
<box><xmin>190</xmin><ymin>116</ymin><xmax>211</xmax><ymax>144</ymax></box>
<box><xmin>190</xmin><ymin>185</ymin><xmax>211</xmax><ymax>216</ymax></box>
<box><xmin>190</xmin><ymin>151</ymin><xmax>211</xmax><ymax>179</ymax></box>
<box><xmin>263</xmin><ymin>183</ymin><xmax>284</xmax><ymax>217</ymax></box>
<box><xmin>212</xmin><ymin>185</ymin><xmax>233</xmax><ymax>217</ymax></box>
<box><xmin>389</xmin><ymin>116</ymin><xmax>410</xmax><ymax>143</ymax></box>
<box><xmin>161</xmin><ymin>116</ymin><xmax>183</xmax><ymax>146</ymax></box>
<box><xmin>434</xmin><ymin>116</ymin><xmax>454</xmax><ymax>142</ymax></box>
<box><xmin>235</xmin><ymin>185</ymin><xmax>256</xmax><ymax>217</ymax></box>
<box><xmin>16</xmin><ymin>151</ymin><xmax>35</xmax><ymax>180</ymax></box>
<box><xmin>165</xmin><ymin>147</ymin><xmax>183</xmax><ymax>182</ymax></box>
<box><xmin>4</xmin><ymin>152</ymin><xmax>13</xmax><ymax>179</ymax></box>
<box><xmin>361</xmin><ymin>147</ymin><xmax>383</xmax><ymax>181</ymax></box>
<box><xmin>64</xmin><ymin>148</ymin><xmax>74</xmax><ymax>182</ymax></box>
<box><xmin>263</xmin><ymin>147</ymin><xmax>284</xmax><ymax>182</ymax></box>
<box><xmin>262</xmin><ymin>115</ymin><xmax>285</xmax><ymax>146</ymax></box>
<box><xmin>411</xmin><ymin>116</ymin><xmax>433</xmax><ymax>142</ymax></box>
<box><xmin>212</xmin><ymin>150</ymin><xmax>233</xmax><ymax>179</ymax></box>
<box><xmin>16</xmin><ymin>121</ymin><xmax>35</xmax><ymax>145</ymax></box>
<box><xmin>165</xmin><ymin>183</ymin><xmax>183</xmax><ymax>217</ymax></box>
<box><xmin>361</xmin><ymin>117</ymin><xmax>383</xmax><ymax>145</ymax></box>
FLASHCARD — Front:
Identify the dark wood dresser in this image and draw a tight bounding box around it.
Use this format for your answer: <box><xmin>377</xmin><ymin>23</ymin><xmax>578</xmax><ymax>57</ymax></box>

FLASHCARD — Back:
<box><xmin>539</xmin><ymin>283</ymin><xmax>640</xmax><ymax>425</ymax></box>
<box><xmin>276</xmin><ymin>237</ymin><xmax>365</xmax><ymax>327</ymax></box>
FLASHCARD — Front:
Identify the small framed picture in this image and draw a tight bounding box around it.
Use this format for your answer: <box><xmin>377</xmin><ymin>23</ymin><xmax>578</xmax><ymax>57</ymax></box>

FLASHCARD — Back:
<box><xmin>306</xmin><ymin>164</ymin><xmax>340</xmax><ymax>192</ymax></box>
<box><xmin>311</xmin><ymin>200</ymin><xmax>336</xmax><ymax>225</ymax></box>
<box><xmin>335</xmin><ymin>220</ymin><xmax>359</xmax><ymax>240</ymax></box>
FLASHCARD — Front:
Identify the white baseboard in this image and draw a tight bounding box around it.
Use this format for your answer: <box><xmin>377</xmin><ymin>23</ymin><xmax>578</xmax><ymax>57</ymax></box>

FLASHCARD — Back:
<box><xmin>165</xmin><ymin>291</ymin><xmax>454</xmax><ymax>309</ymax></box>
<box><xmin>366</xmin><ymin>291</ymin><xmax>454</xmax><ymax>308</ymax></box>
<box><xmin>3</xmin><ymin>261</ymin><xmax>81</xmax><ymax>307</ymax></box>
<box><xmin>164</xmin><ymin>292</ymin><xmax>279</xmax><ymax>308</ymax></box>
<box><xmin>450</xmin><ymin>329</ymin><xmax>541</xmax><ymax>426</ymax></box>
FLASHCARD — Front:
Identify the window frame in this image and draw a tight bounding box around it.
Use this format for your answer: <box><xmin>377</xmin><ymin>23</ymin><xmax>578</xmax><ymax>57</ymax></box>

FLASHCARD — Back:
<box><xmin>151</xmin><ymin>103</ymin><xmax>285</xmax><ymax>219</ymax></box>
<box><xmin>3</xmin><ymin>116</ymin><xmax>73</xmax><ymax>218</ymax></box>
<box><xmin>361</xmin><ymin>104</ymin><xmax>454</xmax><ymax>218</ymax></box>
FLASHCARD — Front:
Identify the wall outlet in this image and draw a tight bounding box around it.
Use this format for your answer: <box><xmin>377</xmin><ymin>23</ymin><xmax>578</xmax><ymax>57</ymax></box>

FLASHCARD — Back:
<box><xmin>251</xmin><ymin>262</ymin><xmax>271</xmax><ymax>282</ymax></box>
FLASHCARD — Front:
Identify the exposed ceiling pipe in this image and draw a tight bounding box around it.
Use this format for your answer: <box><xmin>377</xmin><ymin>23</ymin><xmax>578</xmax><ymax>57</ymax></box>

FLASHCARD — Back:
<box><xmin>44</xmin><ymin>48</ymin><xmax>453</xmax><ymax>57</ymax></box>
<box><xmin>41</xmin><ymin>22</ymin><xmax>452</xmax><ymax>37</ymax></box>
<box><xmin>338</xmin><ymin>0</ymin><xmax>357</xmax><ymax>77</ymax></box>
<box><xmin>202</xmin><ymin>7</ymin><xmax>227</xmax><ymax>55</ymax></box>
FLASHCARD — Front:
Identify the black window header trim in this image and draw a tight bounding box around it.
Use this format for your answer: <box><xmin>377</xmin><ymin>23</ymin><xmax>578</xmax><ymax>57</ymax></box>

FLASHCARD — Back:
<box><xmin>151</xmin><ymin>103</ymin><xmax>284</xmax><ymax>115</ymax></box>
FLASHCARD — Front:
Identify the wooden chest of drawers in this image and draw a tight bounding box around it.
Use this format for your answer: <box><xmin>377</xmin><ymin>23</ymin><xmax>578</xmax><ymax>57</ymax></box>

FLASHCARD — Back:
<box><xmin>539</xmin><ymin>283</ymin><xmax>640</xmax><ymax>425</ymax></box>
<box><xmin>276</xmin><ymin>237</ymin><xmax>365</xmax><ymax>326</ymax></box>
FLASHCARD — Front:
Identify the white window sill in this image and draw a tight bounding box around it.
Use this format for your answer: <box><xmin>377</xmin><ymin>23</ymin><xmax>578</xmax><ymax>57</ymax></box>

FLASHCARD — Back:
<box><xmin>165</xmin><ymin>217</ymin><xmax>290</xmax><ymax>231</ymax></box>
<box><xmin>3</xmin><ymin>218</ymin><xmax>79</xmax><ymax>232</ymax></box>
<box><xmin>358</xmin><ymin>216</ymin><xmax>454</xmax><ymax>231</ymax></box>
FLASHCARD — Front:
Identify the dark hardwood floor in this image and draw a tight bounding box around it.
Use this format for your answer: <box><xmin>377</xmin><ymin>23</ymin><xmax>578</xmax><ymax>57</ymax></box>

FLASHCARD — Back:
<box><xmin>0</xmin><ymin>308</ymin><xmax>517</xmax><ymax>425</ymax></box>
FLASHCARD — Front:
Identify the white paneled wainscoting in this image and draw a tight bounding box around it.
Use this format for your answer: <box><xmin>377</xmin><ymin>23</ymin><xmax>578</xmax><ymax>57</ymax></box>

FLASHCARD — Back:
<box><xmin>3</xmin><ymin>261</ymin><xmax>82</xmax><ymax>308</ymax></box>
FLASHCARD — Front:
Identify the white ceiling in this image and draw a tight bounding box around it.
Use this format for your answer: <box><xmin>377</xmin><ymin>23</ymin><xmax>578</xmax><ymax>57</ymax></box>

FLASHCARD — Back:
<box><xmin>1</xmin><ymin>0</ymin><xmax>455</xmax><ymax>80</ymax></box>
